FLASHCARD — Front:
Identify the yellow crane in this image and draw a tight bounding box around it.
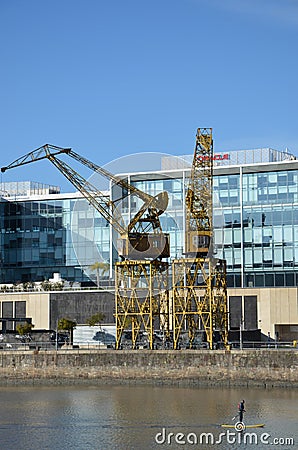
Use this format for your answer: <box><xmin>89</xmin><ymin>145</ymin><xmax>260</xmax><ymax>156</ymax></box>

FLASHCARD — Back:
<box><xmin>172</xmin><ymin>128</ymin><xmax>228</xmax><ymax>349</ymax></box>
<box><xmin>1</xmin><ymin>144</ymin><xmax>170</xmax><ymax>349</ymax></box>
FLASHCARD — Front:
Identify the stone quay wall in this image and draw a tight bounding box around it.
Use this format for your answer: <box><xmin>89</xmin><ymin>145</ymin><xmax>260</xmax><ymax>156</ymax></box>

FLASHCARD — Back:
<box><xmin>0</xmin><ymin>349</ymin><xmax>297</xmax><ymax>387</ymax></box>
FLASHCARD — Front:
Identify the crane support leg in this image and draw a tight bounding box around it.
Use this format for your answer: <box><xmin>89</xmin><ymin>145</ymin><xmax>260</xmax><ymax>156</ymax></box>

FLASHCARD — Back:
<box><xmin>115</xmin><ymin>260</ymin><xmax>169</xmax><ymax>350</ymax></box>
<box><xmin>172</xmin><ymin>257</ymin><xmax>228</xmax><ymax>350</ymax></box>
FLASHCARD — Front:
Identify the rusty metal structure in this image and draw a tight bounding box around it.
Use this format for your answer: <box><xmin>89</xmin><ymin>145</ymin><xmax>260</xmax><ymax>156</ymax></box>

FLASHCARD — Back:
<box><xmin>172</xmin><ymin>128</ymin><xmax>228</xmax><ymax>349</ymax></box>
<box><xmin>1</xmin><ymin>145</ymin><xmax>170</xmax><ymax>349</ymax></box>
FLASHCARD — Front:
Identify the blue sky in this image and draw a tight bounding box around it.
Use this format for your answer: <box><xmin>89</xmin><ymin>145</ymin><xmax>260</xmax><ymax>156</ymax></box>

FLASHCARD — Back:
<box><xmin>0</xmin><ymin>0</ymin><xmax>297</xmax><ymax>191</ymax></box>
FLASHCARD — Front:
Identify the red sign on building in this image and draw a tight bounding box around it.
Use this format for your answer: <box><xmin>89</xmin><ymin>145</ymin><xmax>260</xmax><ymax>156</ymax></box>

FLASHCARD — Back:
<box><xmin>197</xmin><ymin>153</ymin><xmax>230</xmax><ymax>161</ymax></box>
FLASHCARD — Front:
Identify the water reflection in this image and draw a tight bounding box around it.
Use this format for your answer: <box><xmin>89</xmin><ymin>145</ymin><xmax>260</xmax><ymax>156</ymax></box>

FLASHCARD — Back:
<box><xmin>0</xmin><ymin>385</ymin><xmax>297</xmax><ymax>449</ymax></box>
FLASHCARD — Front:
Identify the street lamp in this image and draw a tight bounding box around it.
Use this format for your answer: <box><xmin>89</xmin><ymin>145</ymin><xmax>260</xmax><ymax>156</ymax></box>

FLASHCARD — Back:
<box><xmin>240</xmin><ymin>317</ymin><xmax>244</xmax><ymax>350</ymax></box>
<box><xmin>55</xmin><ymin>319</ymin><xmax>59</xmax><ymax>351</ymax></box>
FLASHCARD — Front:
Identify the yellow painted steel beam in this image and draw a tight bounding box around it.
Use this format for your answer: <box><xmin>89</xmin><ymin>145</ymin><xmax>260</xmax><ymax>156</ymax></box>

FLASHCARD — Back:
<box><xmin>115</xmin><ymin>259</ymin><xmax>169</xmax><ymax>350</ymax></box>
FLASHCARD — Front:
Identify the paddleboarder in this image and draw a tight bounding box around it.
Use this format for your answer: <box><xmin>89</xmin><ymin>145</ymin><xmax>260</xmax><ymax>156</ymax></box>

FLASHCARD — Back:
<box><xmin>238</xmin><ymin>399</ymin><xmax>246</xmax><ymax>422</ymax></box>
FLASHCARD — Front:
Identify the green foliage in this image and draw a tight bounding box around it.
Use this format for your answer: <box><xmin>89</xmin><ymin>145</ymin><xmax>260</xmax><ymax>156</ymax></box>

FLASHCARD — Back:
<box><xmin>41</xmin><ymin>280</ymin><xmax>64</xmax><ymax>291</ymax></box>
<box><xmin>90</xmin><ymin>261</ymin><xmax>109</xmax><ymax>274</ymax></box>
<box><xmin>22</xmin><ymin>281</ymin><xmax>35</xmax><ymax>291</ymax></box>
<box><xmin>52</xmin><ymin>282</ymin><xmax>64</xmax><ymax>291</ymax></box>
<box><xmin>16</xmin><ymin>321</ymin><xmax>34</xmax><ymax>335</ymax></box>
<box><xmin>86</xmin><ymin>312</ymin><xmax>105</xmax><ymax>327</ymax></box>
<box><xmin>41</xmin><ymin>280</ymin><xmax>52</xmax><ymax>291</ymax></box>
<box><xmin>58</xmin><ymin>318</ymin><xmax>76</xmax><ymax>331</ymax></box>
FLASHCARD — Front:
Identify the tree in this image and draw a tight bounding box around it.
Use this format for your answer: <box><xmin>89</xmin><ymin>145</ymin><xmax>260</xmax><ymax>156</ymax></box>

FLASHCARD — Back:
<box><xmin>58</xmin><ymin>318</ymin><xmax>76</xmax><ymax>345</ymax></box>
<box><xmin>90</xmin><ymin>261</ymin><xmax>109</xmax><ymax>287</ymax></box>
<box><xmin>16</xmin><ymin>321</ymin><xmax>35</xmax><ymax>342</ymax></box>
<box><xmin>86</xmin><ymin>312</ymin><xmax>106</xmax><ymax>327</ymax></box>
<box><xmin>16</xmin><ymin>321</ymin><xmax>34</xmax><ymax>335</ymax></box>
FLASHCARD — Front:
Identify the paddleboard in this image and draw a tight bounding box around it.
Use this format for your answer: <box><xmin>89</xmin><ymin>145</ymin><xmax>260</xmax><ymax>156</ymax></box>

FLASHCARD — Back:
<box><xmin>221</xmin><ymin>424</ymin><xmax>264</xmax><ymax>428</ymax></box>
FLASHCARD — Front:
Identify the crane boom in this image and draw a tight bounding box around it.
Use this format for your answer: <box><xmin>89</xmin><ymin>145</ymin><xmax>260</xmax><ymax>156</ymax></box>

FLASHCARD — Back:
<box><xmin>1</xmin><ymin>144</ymin><xmax>125</xmax><ymax>234</ymax></box>
<box><xmin>65</xmin><ymin>150</ymin><xmax>169</xmax><ymax>233</ymax></box>
<box><xmin>1</xmin><ymin>145</ymin><xmax>168</xmax><ymax>218</ymax></box>
<box><xmin>1</xmin><ymin>144</ymin><xmax>71</xmax><ymax>172</ymax></box>
<box><xmin>68</xmin><ymin>150</ymin><xmax>153</xmax><ymax>204</ymax></box>
<box><xmin>48</xmin><ymin>155</ymin><xmax>125</xmax><ymax>235</ymax></box>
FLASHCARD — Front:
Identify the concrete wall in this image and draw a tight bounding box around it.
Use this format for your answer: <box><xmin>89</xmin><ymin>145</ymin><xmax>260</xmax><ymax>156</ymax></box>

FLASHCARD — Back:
<box><xmin>49</xmin><ymin>290</ymin><xmax>115</xmax><ymax>329</ymax></box>
<box><xmin>0</xmin><ymin>349</ymin><xmax>297</xmax><ymax>387</ymax></box>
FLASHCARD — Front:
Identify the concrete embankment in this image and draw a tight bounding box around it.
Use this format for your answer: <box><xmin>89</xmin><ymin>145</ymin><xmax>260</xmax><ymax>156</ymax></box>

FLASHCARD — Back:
<box><xmin>0</xmin><ymin>349</ymin><xmax>297</xmax><ymax>387</ymax></box>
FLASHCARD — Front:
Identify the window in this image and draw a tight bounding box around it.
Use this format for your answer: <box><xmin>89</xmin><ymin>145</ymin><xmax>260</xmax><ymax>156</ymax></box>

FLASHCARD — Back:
<box><xmin>229</xmin><ymin>296</ymin><xmax>242</xmax><ymax>329</ymax></box>
<box><xmin>244</xmin><ymin>296</ymin><xmax>257</xmax><ymax>329</ymax></box>
<box><xmin>15</xmin><ymin>301</ymin><xmax>26</xmax><ymax>318</ymax></box>
<box><xmin>274</xmin><ymin>248</ymin><xmax>283</xmax><ymax>266</ymax></box>
<box><xmin>275</xmin><ymin>274</ymin><xmax>284</xmax><ymax>286</ymax></box>
<box><xmin>265</xmin><ymin>274</ymin><xmax>274</xmax><ymax>286</ymax></box>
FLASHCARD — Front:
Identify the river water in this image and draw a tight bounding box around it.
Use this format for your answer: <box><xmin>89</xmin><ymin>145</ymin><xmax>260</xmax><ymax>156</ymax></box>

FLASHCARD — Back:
<box><xmin>0</xmin><ymin>384</ymin><xmax>297</xmax><ymax>449</ymax></box>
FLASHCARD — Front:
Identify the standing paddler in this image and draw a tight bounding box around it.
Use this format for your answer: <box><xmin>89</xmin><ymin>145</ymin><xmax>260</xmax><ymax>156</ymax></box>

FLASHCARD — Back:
<box><xmin>238</xmin><ymin>399</ymin><xmax>246</xmax><ymax>422</ymax></box>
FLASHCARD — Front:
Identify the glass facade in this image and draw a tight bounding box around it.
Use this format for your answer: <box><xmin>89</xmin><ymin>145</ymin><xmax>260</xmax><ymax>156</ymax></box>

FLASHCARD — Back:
<box><xmin>214</xmin><ymin>168</ymin><xmax>298</xmax><ymax>288</ymax></box>
<box><xmin>0</xmin><ymin>195</ymin><xmax>110</xmax><ymax>284</ymax></box>
<box><xmin>1</xmin><ymin>152</ymin><xmax>298</xmax><ymax>288</ymax></box>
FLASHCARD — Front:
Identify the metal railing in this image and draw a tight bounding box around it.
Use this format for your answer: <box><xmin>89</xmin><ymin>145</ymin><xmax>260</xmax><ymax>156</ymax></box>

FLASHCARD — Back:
<box><xmin>0</xmin><ymin>283</ymin><xmax>115</xmax><ymax>293</ymax></box>
<box><xmin>0</xmin><ymin>341</ymin><xmax>113</xmax><ymax>351</ymax></box>
<box><xmin>228</xmin><ymin>340</ymin><xmax>297</xmax><ymax>350</ymax></box>
<box><xmin>0</xmin><ymin>340</ymin><xmax>296</xmax><ymax>351</ymax></box>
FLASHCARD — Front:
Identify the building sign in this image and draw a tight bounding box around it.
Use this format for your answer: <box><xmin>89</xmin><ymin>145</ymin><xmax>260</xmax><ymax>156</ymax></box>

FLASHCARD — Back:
<box><xmin>197</xmin><ymin>153</ymin><xmax>230</xmax><ymax>161</ymax></box>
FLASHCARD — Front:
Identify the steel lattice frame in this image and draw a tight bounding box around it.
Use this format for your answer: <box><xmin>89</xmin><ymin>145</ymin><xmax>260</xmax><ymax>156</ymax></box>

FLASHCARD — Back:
<box><xmin>185</xmin><ymin>128</ymin><xmax>213</xmax><ymax>256</ymax></box>
<box><xmin>173</xmin><ymin>128</ymin><xmax>228</xmax><ymax>350</ymax></box>
<box><xmin>172</xmin><ymin>257</ymin><xmax>228</xmax><ymax>349</ymax></box>
<box><xmin>115</xmin><ymin>259</ymin><xmax>169</xmax><ymax>349</ymax></box>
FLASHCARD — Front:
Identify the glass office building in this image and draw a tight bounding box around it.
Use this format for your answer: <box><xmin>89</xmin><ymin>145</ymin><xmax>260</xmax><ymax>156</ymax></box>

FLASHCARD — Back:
<box><xmin>214</xmin><ymin>166</ymin><xmax>298</xmax><ymax>288</ymax></box>
<box><xmin>0</xmin><ymin>182</ymin><xmax>110</xmax><ymax>284</ymax></box>
<box><xmin>1</xmin><ymin>148</ymin><xmax>298</xmax><ymax>289</ymax></box>
<box><xmin>122</xmin><ymin>147</ymin><xmax>298</xmax><ymax>289</ymax></box>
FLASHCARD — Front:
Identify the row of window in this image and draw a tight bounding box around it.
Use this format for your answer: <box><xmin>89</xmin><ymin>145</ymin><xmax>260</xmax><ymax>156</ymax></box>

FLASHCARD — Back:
<box><xmin>214</xmin><ymin>171</ymin><xmax>298</xmax><ymax>207</ymax></box>
<box><xmin>226</xmin><ymin>272</ymin><xmax>298</xmax><ymax>288</ymax></box>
